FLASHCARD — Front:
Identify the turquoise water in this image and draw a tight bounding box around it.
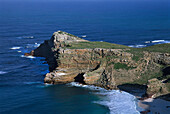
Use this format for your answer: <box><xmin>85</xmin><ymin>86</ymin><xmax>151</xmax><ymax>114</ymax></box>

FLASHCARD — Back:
<box><xmin>0</xmin><ymin>1</ymin><xmax>169</xmax><ymax>113</ymax></box>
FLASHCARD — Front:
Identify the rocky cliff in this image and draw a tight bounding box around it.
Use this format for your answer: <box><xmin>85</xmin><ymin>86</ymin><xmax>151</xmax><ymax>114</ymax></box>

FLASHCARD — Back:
<box><xmin>25</xmin><ymin>31</ymin><xmax>170</xmax><ymax>98</ymax></box>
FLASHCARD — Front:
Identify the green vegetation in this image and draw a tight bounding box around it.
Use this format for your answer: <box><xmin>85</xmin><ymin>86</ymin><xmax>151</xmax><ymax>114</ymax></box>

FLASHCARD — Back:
<box><xmin>67</xmin><ymin>41</ymin><xmax>130</xmax><ymax>49</ymax></box>
<box><xmin>67</xmin><ymin>33</ymin><xmax>78</xmax><ymax>37</ymax></box>
<box><xmin>108</xmin><ymin>62</ymin><xmax>115</xmax><ymax>66</ymax></box>
<box><xmin>125</xmin><ymin>48</ymin><xmax>144</xmax><ymax>61</ymax></box>
<box><xmin>124</xmin><ymin>43</ymin><xmax>168</xmax><ymax>62</ymax></box>
<box><xmin>132</xmin><ymin>55</ymin><xmax>140</xmax><ymax>61</ymax></box>
<box><xmin>125</xmin><ymin>43</ymin><xmax>170</xmax><ymax>61</ymax></box>
<box><xmin>114</xmin><ymin>63</ymin><xmax>136</xmax><ymax>70</ymax></box>
<box><xmin>142</xmin><ymin>43</ymin><xmax>170</xmax><ymax>53</ymax></box>
<box><xmin>60</xmin><ymin>31</ymin><xmax>170</xmax><ymax>54</ymax></box>
<box><xmin>126</xmin><ymin>43</ymin><xmax>170</xmax><ymax>53</ymax></box>
<box><xmin>58</xmin><ymin>31</ymin><xmax>78</xmax><ymax>38</ymax></box>
<box><xmin>66</xmin><ymin>41</ymin><xmax>169</xmax><ymax>63</ymax></box>
<box><xmin>132</xmin><ymin>71</ymin><xmax>163</xmax><ymax>85</ymax></box>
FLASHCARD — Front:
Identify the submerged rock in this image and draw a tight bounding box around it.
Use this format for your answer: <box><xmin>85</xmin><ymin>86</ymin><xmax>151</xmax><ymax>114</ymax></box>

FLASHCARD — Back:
<box><xmin>26</xmin><ymin>31</ymin><xmax>170</xmax><ymax>98</ymax></box>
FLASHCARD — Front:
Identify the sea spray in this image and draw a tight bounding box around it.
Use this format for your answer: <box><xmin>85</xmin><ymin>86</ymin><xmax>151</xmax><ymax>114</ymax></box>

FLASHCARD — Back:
<box><xmin>67</xmin><ymin>82</ymin><xmax>141</xmax><ymax>114</ymax></box>
<box><xmin>21</xmin><ymin>55</ymin><xmax>36</xmax><ymax>59</ymax></box>
<box><xmin>10</xmin><ymin>47</ymin><xmax>21</xmax><ymax>50</ymax></box>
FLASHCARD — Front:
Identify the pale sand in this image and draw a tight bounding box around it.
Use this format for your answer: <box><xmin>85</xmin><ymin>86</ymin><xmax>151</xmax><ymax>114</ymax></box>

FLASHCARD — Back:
<box><xmin>138</xmin><ymin>98</ymin><xmax>170</xmax><ymax>113</ymax></box>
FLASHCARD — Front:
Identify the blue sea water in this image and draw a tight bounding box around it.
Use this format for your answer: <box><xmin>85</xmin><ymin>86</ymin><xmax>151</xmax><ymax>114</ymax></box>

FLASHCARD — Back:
<box><xmin>0</xmin><ymin>0</ymin><xmax>169</xmax><ymax>114</ymax></box>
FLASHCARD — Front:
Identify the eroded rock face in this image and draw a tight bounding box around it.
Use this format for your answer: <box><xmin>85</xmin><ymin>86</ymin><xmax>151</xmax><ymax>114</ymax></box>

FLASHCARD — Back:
<box><xmin>153</xmin><ymin>53</ymin><xmax>170</xmax><ymax>65</ymax></box>
<box><xmin>26</xmin><ymin>31</ymin><xmax>170</xmax><ymax>98</ymax></box>
<box><xmin>146</xmin><ymin>78</ymin><xmax>169</xmax><ymax>98</ymax></box>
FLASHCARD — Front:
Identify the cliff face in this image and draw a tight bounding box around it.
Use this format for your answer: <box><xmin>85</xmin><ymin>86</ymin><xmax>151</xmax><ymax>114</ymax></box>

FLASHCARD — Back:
<box><xmin>25</xmin><ymin>31</ymin><xmax>170</xmax><ymax>98</ymax></box>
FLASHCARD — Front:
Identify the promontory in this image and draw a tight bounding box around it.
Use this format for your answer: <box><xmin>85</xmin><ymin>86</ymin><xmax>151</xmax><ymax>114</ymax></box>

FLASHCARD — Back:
<box><xmin>25</xmin><ymin>31</ymin><xmax>170</xmax><ymax>99</ymax></box>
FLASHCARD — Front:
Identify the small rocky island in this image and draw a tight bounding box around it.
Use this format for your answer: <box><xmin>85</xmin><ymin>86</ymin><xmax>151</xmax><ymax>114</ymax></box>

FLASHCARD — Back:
<box><xmin>25</xmin><ymin>31</ymin><xmax>170</xmax><ymax>99</ymax></box>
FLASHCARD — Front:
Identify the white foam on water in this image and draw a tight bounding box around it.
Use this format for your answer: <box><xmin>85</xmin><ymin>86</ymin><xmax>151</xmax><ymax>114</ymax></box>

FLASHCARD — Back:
<box><xmin>26</xmin><ymin>43</ymin><xmax>40</xmax><ymax>48</ymax></box>
<box><xmin>94</xmin><ymin>90</ymin><xmax>140</xmax><ymax>114</ymax></box>
<box><xmin>35</xmin><ymin>83</ymin><xmax>53</xmax><ymax>88</ymax></box>
<box><xmin>17</xmin><ymin>36</ymin><xmax>34</xmax><ymax>39</ymax></box>
<box><xmin>151</xmin><ymin>40</ymin><xmax>170</xmax><ymax>44</ymax></box>
<box><xmin>44</xmin><ymin>83</ymin><xmax>53</xmax><ymax>86</ymax></box>
<box><xmin>10</xmin><ymin>47</ymin><xmax>21</xmax><ymax>50</ymax></box>
<box><xmin>26</xmin><ymin>56</ymin><xmax>35</xmax><ymax>59</ymax></box>
<box><xmin>145</xmin><ymin>41</ymin><xmax>151</xmax><ymax>43</ymax></box>
<box><xmin>128</xmin><ymin>45</ymin><xmax>146</xmax><ymax>48</ymax></box>
<box><xmin>21</xmin><ymin>55</ymin><xmax>35</xmax><ymax>59</ymax></box>
<box><xmin>128</xmin><ymin>40</ymin><xmax>170</xmax><ymax>48</ymax></box>
<box><xmin>34</xmin><ymin>43</ymin><xmax>40</xmax><ymax>47</ymax></box>
<box><xmin>68</xmin><ymin>82</ymin><xmax>140</xmax><ymax>114</ymax></box>
<box><xmin>151</xmin><ymin>40</ymin><xmax>165</xmax><ymax>43</ymax></box>
<box><xmin>144</xmin><ymin>40</ymin><xmax>170</xmax><ymax>44</ymax></box>
<box><xmin>0</xmin><ymin>71</ymin><xmax>7</xmax><ymax>74</ymax></box>
<box><xmin>81</xmin><ymin>35</ymin><xmax>87</xmax><ymax>38</ymax></box>
<box><xmin>18</xmin><ymin>51</ymin><xmax>22</xmax><ymax>53</ymax></box>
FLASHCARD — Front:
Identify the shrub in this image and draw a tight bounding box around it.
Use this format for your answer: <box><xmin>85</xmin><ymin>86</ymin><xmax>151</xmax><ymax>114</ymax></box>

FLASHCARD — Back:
<box><xmin>114</xmin><ymin>63</ymin><xmax>136</xmax><ymax>70</ymax></box>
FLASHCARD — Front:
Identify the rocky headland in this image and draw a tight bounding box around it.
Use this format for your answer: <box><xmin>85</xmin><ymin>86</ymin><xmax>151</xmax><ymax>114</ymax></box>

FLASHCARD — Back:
<box><xmin>25</xmin><ymin>31</ymin><xmax>170</xmax><ymax>99</ymax></box>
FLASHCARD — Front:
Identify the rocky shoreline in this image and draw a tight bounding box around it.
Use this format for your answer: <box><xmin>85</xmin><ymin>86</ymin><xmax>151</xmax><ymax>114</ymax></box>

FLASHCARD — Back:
<box><xmin>25</xmin><ymin>31</ymin><xmax>170</xmax><ymax>100</ymax></box>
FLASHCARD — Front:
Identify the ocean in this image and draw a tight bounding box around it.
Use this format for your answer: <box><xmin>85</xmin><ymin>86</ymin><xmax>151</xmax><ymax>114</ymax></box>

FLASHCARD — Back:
<box><xmin>0</xmin><ymin>1</ymin><xmax>169</xmax><ymax>114</ymax></box>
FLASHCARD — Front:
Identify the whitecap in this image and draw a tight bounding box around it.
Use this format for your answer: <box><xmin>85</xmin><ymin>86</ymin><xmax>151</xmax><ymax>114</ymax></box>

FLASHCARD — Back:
<box><xmin>17</xmin><ymin>36</ymin><xmax>34</xmax><ymax>39</ymax></box>
<box><xmin>44</xmin><ymin>83</ymin><xmax>53</xmax><ymax>86</ymax></box>
<box><xmin>67</xmin><ymin>82</ymin><xmax>140</xmax><ymax>114</ymax></box>
<box><xmin>21</xmin><ymin>55</ymin><xmax>35</xmax><ymax>59</ymax></box>
<box><xmin>152</xmin><ymin>40</ymin><xmax>165</xmax><ymax>43</ymax></box>
<box><xmin>67</xmin><ymin>82</ymin><xmax>90</xmax><ymax>88</ymax></box>
<box><xmin>0</xmin><ymin>71</ymin><xmax>7</xmax><ymax>74</ymax></box>
<box><xmin>67</xmin><ymin>82</ymin><xmax>103</xmax><ymax>90</ymax></box>
<box><xmin>81</xmin><ymin>35</ymin><xmax>87</xmax><ymax>38</ymax></box>
<box><xmin>10</xmin><ymin>47</ymin><xmax>21</xmax><ymax>50</ymax></box>
<box><xmin>145</xmin><ymin>41</ymin><xmax>151</xmax><ymax>43</ymax></box>
<box><xmin>25</xmin><ymin>56</ymin><xmax>35</xmax><ymax>59</ymax></box>
<box><xmin>151</xmin><ymin>40</ymin><xmax>170</xmax><ymax>44</ymax></box>
<box><xmin>128</xmin><ymin>45</ymin><xmax>146</xmax><ymax>48</ymax></box>
<box><xmin>34</xmin><ymin>43</ymin><xmax>40</xmax><ymax>47</ymax></box>
<box><xmin>26</xmin><ymin>43</ymin><xmax>40</xmax><ymax>48</ymax></box>
<box><xmin>129</xmin><ymin>40</ymin><xmax>170</xmax><ymax>48</ymax></box>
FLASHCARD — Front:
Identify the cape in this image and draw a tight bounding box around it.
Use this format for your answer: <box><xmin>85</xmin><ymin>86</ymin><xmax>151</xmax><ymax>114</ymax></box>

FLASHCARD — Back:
<box><xmin>25</xmin><ymin>31</ymin><xmax>170</xmax><ymax>99</ymax></box>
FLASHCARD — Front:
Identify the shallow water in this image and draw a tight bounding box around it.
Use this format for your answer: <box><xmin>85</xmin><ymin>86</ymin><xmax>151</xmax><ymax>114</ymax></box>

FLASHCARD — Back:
<box><xmin>0</xmin><ymin>0</ymin><xmax>169</xmax><ymax>113</ymax></box>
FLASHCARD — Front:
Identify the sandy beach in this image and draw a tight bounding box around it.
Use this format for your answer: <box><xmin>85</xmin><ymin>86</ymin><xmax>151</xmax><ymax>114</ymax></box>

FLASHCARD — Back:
<box><xmin>139</xmin><ymin>98</ymin><xmax>170</xmax><ymax>114</ymax></box>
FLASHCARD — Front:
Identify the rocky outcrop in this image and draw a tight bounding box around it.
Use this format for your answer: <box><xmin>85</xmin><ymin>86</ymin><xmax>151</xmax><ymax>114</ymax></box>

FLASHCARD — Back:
<box><xmin>153</xmin><ymin>53</ymin><xmax>170</xmax><ymax>65</ymax></box>
<box><xmin>146</xmin><ymin>78</ymin><xmax>169</xmax><ymax>98</ymax></box>
<box><xmin>25</xmin><ymin>31</ymin><xmax>170</xmax><ymax>98</ymax></box>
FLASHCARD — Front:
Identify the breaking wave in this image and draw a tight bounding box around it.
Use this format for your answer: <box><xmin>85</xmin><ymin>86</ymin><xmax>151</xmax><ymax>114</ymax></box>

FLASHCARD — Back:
<box><xmin>67</xmin><ymin>82</ymin><xmax>140</xmax><ymax>114</ymax></box>
<box><xmin>128</xmin><ymin>40</ymin><xmax>170</xmax><ymax>48</ymax></box>
<box><xmin>10</xmin><ymin>47</ymin><xmax>21</xmax><ymax>50</ymax></box>
<box><xmin>21</xmin><ymin>55</ymin><xmax>35</xmax><ymax>59</ymax></box>
<box><xmin>26</xmin><ymin>43</ymin><xmax>40</xmax><ymax>48</ymax></box>
<box><xmin>128</xmin><ymin>45</ymin><xmax>146</xmax><ymax>48</ymax></box>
